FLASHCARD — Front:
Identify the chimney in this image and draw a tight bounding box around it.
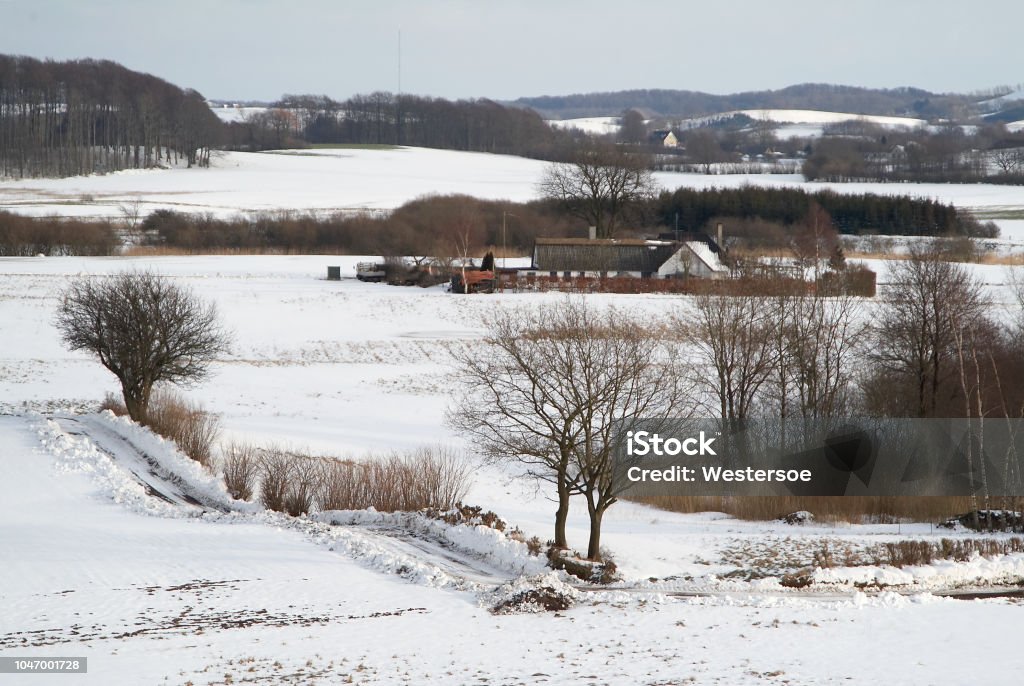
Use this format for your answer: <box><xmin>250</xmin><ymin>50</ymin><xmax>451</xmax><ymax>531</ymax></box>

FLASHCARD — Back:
<box><xmin>716</xmin><ymin>222</ymin><xmax>723</xmax><ymax>250</ymax></box>
<box><xmin>589</xmin><ymin>226</ymin><xmax>597</xmax><ymax>240</ymax></box>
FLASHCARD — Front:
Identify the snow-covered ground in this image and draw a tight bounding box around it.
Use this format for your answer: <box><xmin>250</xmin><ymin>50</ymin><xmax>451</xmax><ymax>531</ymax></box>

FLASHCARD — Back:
<box><xmin>736</xmin><ymin>109</ymin><xmax>925</xmax><ymax>129</ymax></box>
<box><xmin>0</xmin><ymin>147</ymin><xmax>545</xmax><ymax>219</ymax></box>
<box><xmin>678</xmin><ymin>109</ymin><xmax>926</xmax><ymax>140</ymax></box>
<box><xmin>547</xmin><ymin>116</ymin><xmax>622</xmax><ymax>136</ymax></box>
<box><xmin>209</xmin><ymin>105</ymin><xmax>269</xmax><ymax>124</ymax></box>
<box><xmin>2</xmin><ymin>255</ymin><xmax>1024</xmax><ymax>683</ymax></box>
<box><xmin>548</xmin><ymin>109</ymin><xmax>930</xmax><ymax>142</ymax></box>
<box><xmin>3</xmin><ymin>146</ymin><xmax>1024</xmax><ymax>243</ymax></box>
<box><xmin>980</xmin><ymin>88</ymin><xmax>1024</xmax><ymax>109</ymax></box>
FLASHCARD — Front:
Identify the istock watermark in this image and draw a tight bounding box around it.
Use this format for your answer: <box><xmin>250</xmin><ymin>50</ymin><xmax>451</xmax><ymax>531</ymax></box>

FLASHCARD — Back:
<box><xmin>612</xmin><ymin>418</ymin><xmax>1024</xmax><ymax>497</ymax></box>
<box><xmin>626</xmin><ymin>430</ymin><xmax>718</xmax><ymax>457</ymax></box>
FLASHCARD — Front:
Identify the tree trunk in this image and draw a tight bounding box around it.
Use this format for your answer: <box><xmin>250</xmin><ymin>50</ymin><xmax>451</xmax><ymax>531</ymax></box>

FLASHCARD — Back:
<box><xmin>122</xmin><ymin>391</ymin><xmax>145</xmax><ymax>424</ymax></box>
<box><xmin>586</xmin><ymin>503</ymin><xmax>604</xmax><ymax>561</ymax></box>
<box><xmin>553</xmin><ymin>479</ymin><xmax>570</xmax><ymax>549</ymax></box>
<box><xmin>122</xmin><ymin>383</ymin><xmax>151</xmax><ymax>424</ymax></box>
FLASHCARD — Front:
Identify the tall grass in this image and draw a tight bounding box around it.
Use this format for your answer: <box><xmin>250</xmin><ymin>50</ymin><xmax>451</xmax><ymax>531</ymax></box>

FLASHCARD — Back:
<box><xmin>318</xmin><ymin>446</ymin><xmax>470</xmax><ymax>512</ymax></box>
<box><xmin>144</xmin><ymin>388</ymin><xmax>220</xmax><ymax>468</ymax></box>
<box><xmin>241</xmin><ymin>444</ymin><xmax>470</xmax><ymax>515</ymax></box>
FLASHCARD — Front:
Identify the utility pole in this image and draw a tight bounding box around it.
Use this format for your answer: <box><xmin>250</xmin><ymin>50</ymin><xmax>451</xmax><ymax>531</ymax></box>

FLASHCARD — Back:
<box><xmin>396</xmin><ymin>29</ymin><xmax>402</xmax><ymax>146</ymax></box>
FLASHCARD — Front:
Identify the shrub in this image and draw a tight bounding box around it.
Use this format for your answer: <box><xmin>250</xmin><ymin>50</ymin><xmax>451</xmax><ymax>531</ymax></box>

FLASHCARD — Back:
<box><xmin>99</xmin><ymin>392</ymin><xmax>128</xmax><ymax>416</ymax></box>
<box><xmin>283</xmin><ymin>455</ymin><xmax>321</xmax><ymax>516</ymax></box>
<box><xmin>245</xmin><ymin>444</ymin><xmax>470</xmax><ymax>516</ymax></box>
<box><xmin>871</xmin><ymin>537</ymin><xmax>1024</xmax><ymax>568</ymax></box>
<box><xmin>145</xmin><ymin>388</ymin><xmax>220</xmax><ymax>468</ymax></box>
<box><xmin>220</xmin><ymin>442</ymin><xmax>259</xmax><ymax>501</ymax></box>
<box><xmin>429</xmin><ymin>502</ymin><xmax>506</xmax><ymax>530</ymax></box>
<box><xmin>258</xmin><ymin>447</ymin><xmax>293</xmax><ymax>513</ymax></box>
<box><xmin>318</xmin><ymin>446</ymin><xmax>470</xmax><ymax>513</ymax></box>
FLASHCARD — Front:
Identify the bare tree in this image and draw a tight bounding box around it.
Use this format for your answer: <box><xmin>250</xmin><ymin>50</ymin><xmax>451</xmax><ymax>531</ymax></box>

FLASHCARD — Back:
<box><xmin>55</xmin><ymin>270</ymin><xmax>230</xmax><ymax>423</ymax></box>
<box><xmin>118</xmin><ymin>196</ymin><xmax>144</xmax><ymax>242</ymax></box>
<box><xmin>447</xmin><ymin>299</ymin><xmax>688</xmax><ymax>559</ymax></box>
<box><xmin>790</xmin><ymin>202</ymin><xmax>842</xmax><ymax>281</ymax></box>
<box><xmin>1009</xmin><ymin>264</ymin><xmax>1024</xmax><ymax>337</ymax></box>
<box><xmin>992</xmin><ymin>148</ymin><xmax>1024</xmax><ymax>174</ymax></box>
<box><xmin>868</xmin><ymin>244</ymin><xmax>988</xmax><ymax>417</ymax></box>
<box><xmin>617</xmin><ymin>109</ymin><xmax>647</xmax><ymax>145</ymax></box>
<box><xmin>539</xmin><ymin>142</ymin><xmax>656</xmax><ymax>238</ymax></box>
<box><xmin>685</xmin><ymin>129</ymin><xmax>724</xmax><ymax>174</ymax></box>
<box><xmin>783</xmin><ymin>294</ymin><xmax>863</xmax><ymax>419</ymax></box>
<box><xmin>681</xmin><ymin>293</ymin><xmax>778</xmax><ymax>421</ymax></box>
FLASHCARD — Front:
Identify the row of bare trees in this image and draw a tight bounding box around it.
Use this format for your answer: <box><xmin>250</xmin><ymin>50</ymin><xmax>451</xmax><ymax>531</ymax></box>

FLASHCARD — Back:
<box><xmin>0</xmin><ymin>55</ymin><xmax>222</xmax><ymax>178</ymax></box>
<box><xmin>803</xmin><ymin>121</ymin><xmax>1024</xmax><ymax>184</ymax></box>
<box><xmin>449</xmin><ymin>248</ymin><xmax>1024</xmax><ymax>559</ymax></box>
<box><xmin>448</xmin><ymin>301</ymin><xmax>687</xmax><ymax>560</ymax></box>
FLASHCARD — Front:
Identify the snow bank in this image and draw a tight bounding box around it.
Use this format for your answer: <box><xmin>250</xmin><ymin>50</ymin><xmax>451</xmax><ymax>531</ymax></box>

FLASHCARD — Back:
<box><xmin>32</xmin><ymin>412</ymin><xmax>549</xmax><ymax>593</ymax></box>
<box><xmin>315</xmin><ymin>509</ymin><xmax>548</xmax><ymax>578</ymax></box>
<box><xmin>814</xmin><ymin>552</ymin><xmax>1024</xmax><ymax>591</ymax></box>
<box><xmin>35</xmin><ymin>411</ymin><xmax>259</xmax><ymax>516</ymax></box>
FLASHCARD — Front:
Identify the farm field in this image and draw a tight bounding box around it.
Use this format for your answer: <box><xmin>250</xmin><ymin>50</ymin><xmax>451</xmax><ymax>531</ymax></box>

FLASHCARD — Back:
<box><xmin>3</xmin><ymin>146</ymin><xmax>1024</xmax><ymax>240</ymax></box>
<box><xmin>2</xmin><ymin>254</ymin><xmax>1024</xmax><ymax>684</ymax></box>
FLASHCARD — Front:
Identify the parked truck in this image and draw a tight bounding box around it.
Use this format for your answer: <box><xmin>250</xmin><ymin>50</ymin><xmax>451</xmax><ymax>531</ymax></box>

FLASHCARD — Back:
<box><xmin>355</xmin><ymin>262</ymin><xmax>387</xmax><ymax>282</ymax></box>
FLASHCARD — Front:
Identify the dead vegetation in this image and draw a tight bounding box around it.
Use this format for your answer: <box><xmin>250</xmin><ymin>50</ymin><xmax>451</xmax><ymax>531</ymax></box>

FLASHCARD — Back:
<box><xmin>226</xmin><ymin>444</ymin><xmax>471</xmax><ymax>514</ymax></box>
<box><xmin>144</xmin><ymin>389</ymin><xmax>220</xmax><ymax>468</ymax></box>
<box><xmin>631</xmin><ymin>495</ymin><xmax>976</xmax><ymax>524</ymax></box>
<box><xmin>100</xmin><ymin>388</ymin><xmax>220</xmax><ymax>467</ymax></box>
<box><xmin>869</xmin><ymin>537</ymin><xmax>1024</xmax><ymax>568</ymax></box>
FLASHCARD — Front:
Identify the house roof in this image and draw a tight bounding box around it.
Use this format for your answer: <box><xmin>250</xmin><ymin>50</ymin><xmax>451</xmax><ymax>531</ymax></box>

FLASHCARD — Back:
<box><xmin>533</xmin><ymin>238</ymin><xmax>678</xmax><ymax>273</ymax></box>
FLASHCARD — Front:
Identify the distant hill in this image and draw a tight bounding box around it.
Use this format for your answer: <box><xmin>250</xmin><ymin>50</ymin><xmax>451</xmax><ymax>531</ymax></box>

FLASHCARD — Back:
<box><xmin>513</xmin><ymin>84</ymin><xmax>982</xmax><ymax>121</ymax></box>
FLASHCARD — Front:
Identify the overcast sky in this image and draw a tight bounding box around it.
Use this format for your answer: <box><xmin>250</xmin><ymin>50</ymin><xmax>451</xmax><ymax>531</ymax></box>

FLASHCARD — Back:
<box><xmin>2</xmin><ymin>0</ymin><xmax>1021</xmax><ymax>102</ymax></box>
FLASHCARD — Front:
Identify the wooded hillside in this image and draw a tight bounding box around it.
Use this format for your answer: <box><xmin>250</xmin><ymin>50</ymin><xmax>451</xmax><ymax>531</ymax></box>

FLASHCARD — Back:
<box><xmin>0</xmin><ymin>55</ymin><xmax>222</xmax><ymax>179</ymax></box>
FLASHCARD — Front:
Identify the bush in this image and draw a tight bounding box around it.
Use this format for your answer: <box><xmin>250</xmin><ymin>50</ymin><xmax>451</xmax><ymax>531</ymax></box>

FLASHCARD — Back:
<box><xmin>870</xmin><ymin>538</ymin><xmax>1024</xmax><ymax>568</ymax></box>
<box><xmin>248</xmin><ymin>444</ymin><xmax>470</xmax><ymax>516</ymax></box>
<box><xmin>220</xmin><ymin>442</ymin><xmax>259</xmax><ymax>501</ymax></box>
<box><xmin>145</xmin><ymin>388</ymin><xmax>220</xmax><ymax>467</ymax></box>
<box><xmin>283</xmin><ymin>455</ymin><xmax>321</xmax><ymax>516</ymax></box>
<box><xmin>0</xmin><ymin>211</ymin><xmax>119</xmax><ymax>256</ymax></box>
<box><xmin>99</xmin><ymin>392</ymin><xmax>128</xmax><ymax>416</ymax></box>
<box><xmin>318</xmin><ymin>446</ymin><xmax>470</xmax><ymax>513</ymax></box>
<box><xmin>257</xmin><ymin>447</ymin><xmax>293</xmax><ymax>513</ymax></box>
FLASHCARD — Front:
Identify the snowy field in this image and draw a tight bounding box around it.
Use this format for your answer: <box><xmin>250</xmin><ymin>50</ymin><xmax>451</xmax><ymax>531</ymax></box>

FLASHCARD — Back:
<box><xmin>2</xmin><ymin>255</ymin><xmax>1024</xmax><ymax>684</ymax></box>
<box><xmin>547</xmin><ymin>116</ymin><xmax>622</xmax><ymax>136</ymax></box>
<box><xmin>3</xmin><ymin>146</ymin><xmax>1024</xmax><ymax>240</ymax></box>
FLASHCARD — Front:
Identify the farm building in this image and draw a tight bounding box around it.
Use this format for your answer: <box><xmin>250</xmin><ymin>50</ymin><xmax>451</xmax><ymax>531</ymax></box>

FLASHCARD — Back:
<box><xmin>529</xmin><ymin>237</ymin><xmax>729</xmax><ymax>279</ymax></box>
<box><xmin>649</xmin><ymin>130</ymin><xmax>679</xmax><ymax>148</ymax></box>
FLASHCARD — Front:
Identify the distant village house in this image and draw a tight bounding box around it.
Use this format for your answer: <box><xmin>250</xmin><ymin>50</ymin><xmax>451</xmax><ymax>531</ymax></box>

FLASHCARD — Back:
<box><xmin>528</xmin><ymin>236</ymin><xmax>728</xmax><ymax>280</ymax></box>
<box><xmin>648</xmin><ymin>130</ymin><xmax>679</xmax><ymax>148</ymax></box>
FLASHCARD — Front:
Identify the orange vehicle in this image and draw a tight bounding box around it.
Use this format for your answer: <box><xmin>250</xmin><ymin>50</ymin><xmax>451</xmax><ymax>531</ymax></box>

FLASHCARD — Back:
<box><xmin>450</xmin><ymin>269</ymin><xmax>497</xmax><ymax>294</ymax></box>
